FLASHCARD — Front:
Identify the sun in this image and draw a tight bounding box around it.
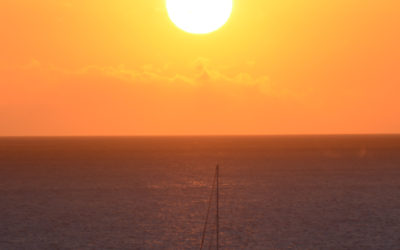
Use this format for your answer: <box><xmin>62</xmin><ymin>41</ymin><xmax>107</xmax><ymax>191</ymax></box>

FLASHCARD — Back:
<box><xmin>166</xmin><ymin>0</ymin><xmax>233</xmax><ymax>34</ymax></box>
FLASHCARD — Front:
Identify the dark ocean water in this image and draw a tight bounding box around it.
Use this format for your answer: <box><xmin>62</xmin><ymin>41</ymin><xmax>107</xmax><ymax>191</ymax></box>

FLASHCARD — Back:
<box><xmin>0</xmin><ymin>135</ymin><xmax>399</xmax><ymax>249</ymax></box>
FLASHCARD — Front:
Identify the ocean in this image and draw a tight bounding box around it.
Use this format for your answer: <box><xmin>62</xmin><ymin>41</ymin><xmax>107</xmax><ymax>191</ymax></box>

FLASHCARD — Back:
<box><xmin>0</xmin><ymin>135</ymin><xmax>399</xmax><ymax>249</ymax></box>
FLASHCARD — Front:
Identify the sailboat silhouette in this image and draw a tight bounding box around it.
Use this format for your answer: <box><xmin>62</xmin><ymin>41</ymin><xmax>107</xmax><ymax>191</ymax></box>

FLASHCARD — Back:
<box><xmin>200</xmin><ymin>165</ymin><xmax>220</xmax><ymax>250</ymax></box>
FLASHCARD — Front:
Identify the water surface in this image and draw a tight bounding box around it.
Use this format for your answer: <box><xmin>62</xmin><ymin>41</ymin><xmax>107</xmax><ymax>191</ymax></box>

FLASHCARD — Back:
<box><xmin>0</xmin><ymin>135</ymin><xmax>399</xmax><ymax>249</ymax></box>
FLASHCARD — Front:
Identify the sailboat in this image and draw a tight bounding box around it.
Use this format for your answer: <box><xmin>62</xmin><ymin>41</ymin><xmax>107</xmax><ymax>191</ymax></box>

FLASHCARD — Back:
<box><xmin>200</xmin><ymin>165</ymin><xmax>220</xmax><ymax>250</ymax></box>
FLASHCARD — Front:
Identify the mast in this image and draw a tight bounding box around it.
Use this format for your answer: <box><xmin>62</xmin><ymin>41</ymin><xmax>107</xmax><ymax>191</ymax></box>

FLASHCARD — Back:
<box><xmin>200</xmin><ymin>165</ymin><xmax>220</xmax><ymax>250</ymax></box>
<box><xmin>216</xmin><ymin>164</ymin><xmax>219</xmax><ymax>250</ymax></box>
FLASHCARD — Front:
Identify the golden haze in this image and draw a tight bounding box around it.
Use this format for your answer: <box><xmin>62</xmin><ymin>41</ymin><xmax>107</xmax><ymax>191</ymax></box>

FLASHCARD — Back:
<box><xmin>1</xmin><ymin>0</ymin><xmax>399</xmax><ymax>135</ymax></box>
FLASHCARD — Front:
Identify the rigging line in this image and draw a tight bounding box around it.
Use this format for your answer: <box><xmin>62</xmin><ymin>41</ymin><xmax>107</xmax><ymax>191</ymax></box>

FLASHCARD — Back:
<box><xmin>208</xmin><ymin>222</ymin><xmax>216</xmax><ymax>250</ymax></box>
<box><xmin>200</xmin><ymin>167</ymin><xmax>218</xmax><ymax>250</ymax></box>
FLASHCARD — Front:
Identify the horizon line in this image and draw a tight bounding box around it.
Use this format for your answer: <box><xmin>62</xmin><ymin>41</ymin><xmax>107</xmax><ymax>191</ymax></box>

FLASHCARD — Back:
<box><xmin>1</xmin><ymin>133</ymin><xmax>399</xmax><ymax>138</ymax></box>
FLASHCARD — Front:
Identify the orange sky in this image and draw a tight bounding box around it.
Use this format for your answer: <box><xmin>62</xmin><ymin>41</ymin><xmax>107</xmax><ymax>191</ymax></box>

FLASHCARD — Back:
<box><xmin>1</xmin><ymin>0</ymin><xmax>399</xmax><ymax>136</ymax></box>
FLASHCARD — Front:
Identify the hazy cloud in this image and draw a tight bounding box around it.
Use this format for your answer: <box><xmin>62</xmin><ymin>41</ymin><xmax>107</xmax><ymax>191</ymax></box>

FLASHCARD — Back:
<box><xmin>20</xmin><ymin>58</ymin><xmax>282</xmax><ymax>97</ymax></box>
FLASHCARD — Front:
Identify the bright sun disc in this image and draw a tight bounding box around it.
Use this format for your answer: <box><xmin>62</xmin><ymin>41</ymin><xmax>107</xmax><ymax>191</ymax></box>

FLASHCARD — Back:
<box><xmin>166</xmin><ymin>0</ymin><xmax>233</xmax><ymax>34</ymax></box>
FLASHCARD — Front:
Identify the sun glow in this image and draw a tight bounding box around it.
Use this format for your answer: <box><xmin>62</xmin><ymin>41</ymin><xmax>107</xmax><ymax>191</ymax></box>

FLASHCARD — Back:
<box><xmin>166</xmin><ymin>0</ymin><xmax>233</xmax><ymax>34</ymax></box>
